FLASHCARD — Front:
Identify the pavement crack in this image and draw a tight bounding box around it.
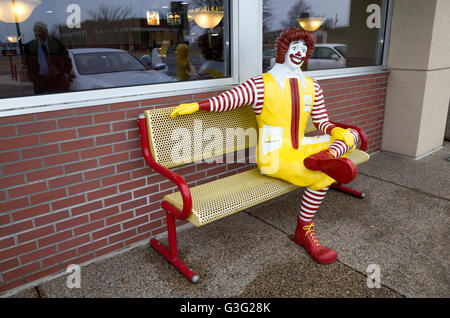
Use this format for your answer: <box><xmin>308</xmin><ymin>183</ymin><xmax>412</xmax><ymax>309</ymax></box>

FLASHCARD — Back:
<box><xmin>359</xmin><ymin>172</ymin><xmax>450</xmax><ymax>202</ymax></box>
<box><xmin>34</xmin><ymin>285</ymin><xmax>46</xmax><ymax>298</ymax></box>
<box><xmin>244</xmin><ymin>210</ymin><xmax>290</xmax><ymax>236</ymax></box>
<box><xmin>334</xmin><ymin>260</ymin><xmax>407</xmax><ymax>298</ymax></box>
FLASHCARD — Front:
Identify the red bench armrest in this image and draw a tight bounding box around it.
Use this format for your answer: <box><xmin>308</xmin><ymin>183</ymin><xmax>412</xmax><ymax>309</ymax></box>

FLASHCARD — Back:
<box><xmin>138</xmin><ymin>115</ymin><xmax>192</xmax><ymax>220</ymax></box>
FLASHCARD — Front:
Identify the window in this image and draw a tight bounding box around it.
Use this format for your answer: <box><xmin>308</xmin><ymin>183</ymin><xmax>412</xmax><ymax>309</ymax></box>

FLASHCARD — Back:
<box><xmin>0</xmin><ymin>0</ymin><xmax>231</xmax><ymax>99</ymax></box>
<box><xmin>263</xmin><ymin>0</ymin><xmax>389</xmax><ymax>72</ymax></box>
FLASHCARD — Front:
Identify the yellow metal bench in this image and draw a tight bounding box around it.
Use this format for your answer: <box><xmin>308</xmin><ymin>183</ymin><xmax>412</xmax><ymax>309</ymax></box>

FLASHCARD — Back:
<box><xmin>138</xmin><ymin>105</ymin><xmax>369</xmax><ymax>283</ymax></box>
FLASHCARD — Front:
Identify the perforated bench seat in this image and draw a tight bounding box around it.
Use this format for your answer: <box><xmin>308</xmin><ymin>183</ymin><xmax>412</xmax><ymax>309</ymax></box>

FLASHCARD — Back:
<box><xmin>164</xmin><ymin>149</ymin><xmax>369</xmax><ymax>227</ymax></box>
<box><xmin>164</xmin><ymin>168</ymin><xmax>296</xmax><ymax>227</ymax></box>
<box><xmin>346</xmin><ymin>148</ymin><xmax>370</xmax><ymax>165</ymax></box>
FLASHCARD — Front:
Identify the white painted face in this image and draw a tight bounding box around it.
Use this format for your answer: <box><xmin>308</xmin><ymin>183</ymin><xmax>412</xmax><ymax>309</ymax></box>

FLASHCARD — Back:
<box><xmin>284</xmin><ymin>40</ymin><xmax>308</xmax><ymax>69</ymax></box>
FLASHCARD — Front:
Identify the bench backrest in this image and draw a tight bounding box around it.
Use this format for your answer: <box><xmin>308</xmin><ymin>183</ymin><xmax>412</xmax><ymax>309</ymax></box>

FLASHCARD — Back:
<box><xmin>143</xmin><ymin>105</ymin><xmax>317</xmax><ymax>168</ymax></box>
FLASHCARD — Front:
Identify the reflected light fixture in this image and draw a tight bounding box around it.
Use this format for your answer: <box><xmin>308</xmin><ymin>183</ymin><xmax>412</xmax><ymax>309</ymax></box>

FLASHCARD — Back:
<box><xmin>297</xmin><ymin>17</ymin><xmax>325</xmax><ymax>32</ymax></box>
<box><xmin>189</xmin><ymin>6</ymin><xmax>224</xmax><ymax>29</ymax></box>
<box><xmin>7</xmin><ymin>35</ymin><xmax>18</xmax><ymax>42</ymax></box>
<box><xmin>0</xmin><ymin>0</ymin><xmax>42</xmax><ymax>23</ymax></box>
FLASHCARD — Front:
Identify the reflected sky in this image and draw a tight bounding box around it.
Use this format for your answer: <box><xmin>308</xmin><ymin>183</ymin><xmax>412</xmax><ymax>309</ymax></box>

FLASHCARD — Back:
<box><xmin>267</xmin><ymin>0</ymin><xmax>351</xmax><ymax>31</ymax></box>
<box><xmin>0</xmin><ymin>0</ymin><xmax>352</xmax><ymax>43</ymax></box>
<box><xmin>0</xmin><ymin>0</ymin><xmax>196</xmax><ymax>43</ymax></box>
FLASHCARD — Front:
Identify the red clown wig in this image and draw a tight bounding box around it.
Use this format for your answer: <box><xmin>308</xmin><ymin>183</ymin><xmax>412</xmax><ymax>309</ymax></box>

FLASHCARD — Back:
<box><xmin>274</xmin><ymin>27</ymin><xmax>315</xmax><ymax>64</ymax></box>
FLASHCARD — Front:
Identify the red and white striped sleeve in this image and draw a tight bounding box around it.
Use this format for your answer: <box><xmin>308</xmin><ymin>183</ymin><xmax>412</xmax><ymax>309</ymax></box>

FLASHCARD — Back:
<box><xmin>310</xmin><ymin>80</ymin><xmax>336</xmax><ymax>135</ymax></box>
<box><xmin>198</xmin><ymin>76</ymin><xmax>265</xmax><ymax>115</ymax></box>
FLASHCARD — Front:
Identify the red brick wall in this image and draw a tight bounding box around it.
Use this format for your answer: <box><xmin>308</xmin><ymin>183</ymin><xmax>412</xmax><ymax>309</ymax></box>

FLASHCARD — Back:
<box><xmin>320</xmin><ymin>72</ymin><xmax>388</xmax><ymax>153</ymax></box>
<box><xmin>0</xmin><ymin>71</ymin><xmax>388</xmax><ymax>294</ymax></box>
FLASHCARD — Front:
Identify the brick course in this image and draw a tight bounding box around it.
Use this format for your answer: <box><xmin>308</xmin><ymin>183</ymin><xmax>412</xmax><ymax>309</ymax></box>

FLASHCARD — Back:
<box><xmin>0</xmin><ymin>72</ymin><xmax>388</xmax><ymax>294</ymax></box>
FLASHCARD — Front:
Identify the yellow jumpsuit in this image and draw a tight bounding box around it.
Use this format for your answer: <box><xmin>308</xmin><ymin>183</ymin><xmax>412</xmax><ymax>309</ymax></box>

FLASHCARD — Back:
<box><xmin>256</xmin><ymin>73</ymin><xmax>342</xmax><ymax>190</ymax></box>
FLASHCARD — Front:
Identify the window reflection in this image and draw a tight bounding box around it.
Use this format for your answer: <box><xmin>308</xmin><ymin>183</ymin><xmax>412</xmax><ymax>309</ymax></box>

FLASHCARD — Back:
<box><xmin>0</xmin><ymin>0</ymin><xmax>230</xmax><ymax>99</ymax></box>
<box><xmin>263</xmin><ymin>0</ymin><xmax>387</xmax><ymax>73</ymax></box>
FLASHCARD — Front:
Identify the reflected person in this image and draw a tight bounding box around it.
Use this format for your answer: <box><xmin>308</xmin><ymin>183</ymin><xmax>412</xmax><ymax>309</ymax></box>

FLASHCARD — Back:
<box><xmin>24</xmin><ymin>22</ymin><xmax>73</xmax><ymax>94</ymax></box>
<box><xmin>176</xmin><ymin>43</ymin><xmax>196</xmax><ymax>81</ymax></box>
<box><xmin>192</xmin><ymin>33</ymin><xmax>225</xmax><ymax>79</ymax></box>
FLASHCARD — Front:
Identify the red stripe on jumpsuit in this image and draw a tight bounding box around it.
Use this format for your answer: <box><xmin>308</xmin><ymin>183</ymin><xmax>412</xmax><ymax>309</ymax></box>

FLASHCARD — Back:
<box><xmin>290</xmin><ymin>78</ymin><xmax>300</xmax><ymax>149</ymax></box>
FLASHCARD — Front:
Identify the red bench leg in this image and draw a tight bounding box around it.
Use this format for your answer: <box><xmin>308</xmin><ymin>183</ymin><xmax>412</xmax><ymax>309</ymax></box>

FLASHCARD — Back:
<box><xmin>150</xmin><ymin>208</ymin><xmax>199</xmax><ymax>283</ymax></box>
<box><xmin>331</xmin><ymin>182</ymin><xmax>365</xmax><ymax>199</ymax></box>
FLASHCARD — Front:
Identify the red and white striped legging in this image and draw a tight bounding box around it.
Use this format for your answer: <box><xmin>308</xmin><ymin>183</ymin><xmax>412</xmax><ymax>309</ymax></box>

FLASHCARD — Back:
<box><xmin>299</xmin><ymin>187</ymin><xmax>329</xmax><ymax>222</ymax></box>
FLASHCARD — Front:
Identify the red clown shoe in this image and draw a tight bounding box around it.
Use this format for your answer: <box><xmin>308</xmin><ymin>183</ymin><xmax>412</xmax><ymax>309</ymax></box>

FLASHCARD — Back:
<box><xmin>293</xmin><ymin>218</ymin><xmax>337</xmax><ymax>264</ymax></box>
<box><xmin>303</xmin><ymin>150</ymin><xmax>357</xmax><ymax>184</ymax></box>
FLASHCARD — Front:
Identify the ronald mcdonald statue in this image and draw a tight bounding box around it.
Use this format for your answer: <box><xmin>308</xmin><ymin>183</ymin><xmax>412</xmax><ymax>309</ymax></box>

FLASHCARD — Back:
<box><xmin>170</xmin><ymin>27</ymin><xmax>361</xmax><ymax>264</ymax></box>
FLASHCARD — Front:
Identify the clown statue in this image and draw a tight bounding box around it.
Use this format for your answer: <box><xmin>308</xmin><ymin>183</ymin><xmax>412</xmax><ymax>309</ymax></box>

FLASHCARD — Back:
<box><xmin>170</xmin><ymin>27</ymin><xmax>361</xmax><ymax>264</ymax></box>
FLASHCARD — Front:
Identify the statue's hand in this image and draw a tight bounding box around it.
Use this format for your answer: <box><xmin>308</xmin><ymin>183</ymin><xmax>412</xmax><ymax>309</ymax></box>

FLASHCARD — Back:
<box><xmin>331</xmin><ymin>127</ymin><xmax>354</xmax><ymax>147</ymax></box>
<box><xmin>170</xmin><ymin>102</ymin><xmax>200</xmax><ymax>118</ymax></box>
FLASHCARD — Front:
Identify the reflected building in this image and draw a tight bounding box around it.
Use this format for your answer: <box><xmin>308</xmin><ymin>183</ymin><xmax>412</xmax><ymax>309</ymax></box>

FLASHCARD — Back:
<box><xmin>58</xmin><ymin>2</ymin><xmax>190</xmax><ymax>54</ymax></box>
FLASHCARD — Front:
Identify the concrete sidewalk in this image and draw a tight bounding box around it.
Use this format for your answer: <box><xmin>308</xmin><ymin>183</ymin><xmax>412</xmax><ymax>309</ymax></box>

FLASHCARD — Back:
<box><xmin>7</xmin><ymin>143</ymin><xmax>450</xmax><ymax>298</ymax></box>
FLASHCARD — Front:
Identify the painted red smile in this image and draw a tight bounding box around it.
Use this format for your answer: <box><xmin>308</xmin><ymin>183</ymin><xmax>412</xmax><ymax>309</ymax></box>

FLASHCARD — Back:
<box><xmin>289</xmin><ymin>54</ymin><xmax>305</xmax><ymax>65</ymax></box>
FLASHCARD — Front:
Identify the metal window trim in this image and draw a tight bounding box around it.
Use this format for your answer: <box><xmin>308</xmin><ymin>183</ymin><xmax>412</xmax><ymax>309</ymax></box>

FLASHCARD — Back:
<box><xmin>382</xmin><ymin>0</ymin><xmax>394</xmax><ymax>66</ymax></box>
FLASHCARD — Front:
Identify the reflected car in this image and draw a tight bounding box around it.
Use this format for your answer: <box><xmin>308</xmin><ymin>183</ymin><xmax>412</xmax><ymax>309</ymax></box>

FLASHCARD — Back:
<box><xmin>140</xmin><ymin>48</ymin><xmax>168</xmax><ymax>71</ymax></box>
<box><xmin>307</xmin><ymin>44</ymin><xmax>347</xmax><ymax>71</ymax></box>
<box><xmin>68</xmin><ymin>48</ymin><xmax>175</xmax><ymax>90</ymax></box>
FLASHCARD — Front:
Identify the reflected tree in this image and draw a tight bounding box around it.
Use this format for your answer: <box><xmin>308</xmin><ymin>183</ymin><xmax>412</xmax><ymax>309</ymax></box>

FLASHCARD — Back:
<box><xmin>282</xmin><ymin>0</ymin><xmax>312</xmax><ymax>28</ymax></box>
<box><xmin>87</xmin><ymin>4</ymin><xmax>134</xmax><ymax>22</ymax></box>
<box><xmin>190</xmin><ymin>0</ymin><xmax>223</xmax><ymax>7</ymax></box>
<box><xmin>263</xmin><ymin>0</ymin><xmax>272</xmax><ymax>34</ymax></box>
<box><xmin>86</xmin><ymin>4</ymin><xmax>135</xmax><ymax>48</ymax></box>
<box><xmin>321</xmin><ymin>18</ymin><xmax>336</xmax><ymax>30</ymax></box>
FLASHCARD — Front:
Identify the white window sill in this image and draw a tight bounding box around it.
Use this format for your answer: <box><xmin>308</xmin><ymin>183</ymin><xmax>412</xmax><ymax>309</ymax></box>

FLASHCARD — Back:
<box><xmin>0</xmin><ymin>77</ymin><xmax>238</xmax><ymax>117</ymax></box>
<box><xmin>0</xmin><ymin>65</ymin><xmax>389</xmax><ymax>118</ymax></box>
<box><xmin>305</xmin><ymin>65</ymin><xmax>389</xmax><ymax>81</ymax></box>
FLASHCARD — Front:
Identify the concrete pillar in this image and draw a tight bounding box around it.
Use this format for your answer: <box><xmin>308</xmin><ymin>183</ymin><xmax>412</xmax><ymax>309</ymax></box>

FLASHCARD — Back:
<box><xmin>382</xmin><ymin>0</ymin><xmax>450</xmax><ymax>157</ymax></box>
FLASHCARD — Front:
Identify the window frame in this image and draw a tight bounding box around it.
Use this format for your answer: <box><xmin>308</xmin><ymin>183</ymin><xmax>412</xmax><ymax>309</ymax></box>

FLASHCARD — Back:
<box><xmin>0</xmin><ymin>0</ymin><xmax>392</xmax><ymax>117</ymax></box>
